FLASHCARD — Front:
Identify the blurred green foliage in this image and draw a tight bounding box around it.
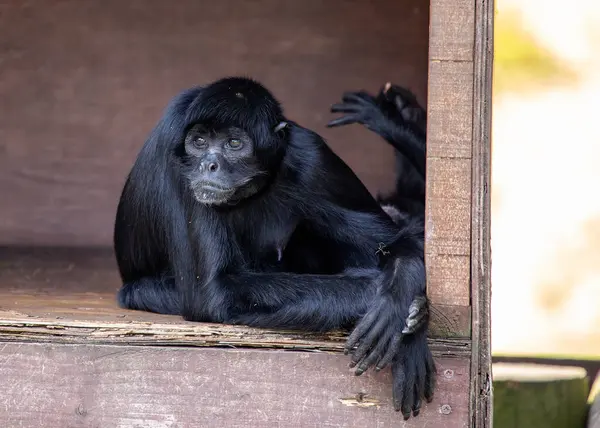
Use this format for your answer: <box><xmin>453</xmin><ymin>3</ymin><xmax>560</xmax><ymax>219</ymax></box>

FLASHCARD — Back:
<box><xmin>494</xmin><ymin>9</ymin><xmax>579</xmax><ymax>93</ymax></box>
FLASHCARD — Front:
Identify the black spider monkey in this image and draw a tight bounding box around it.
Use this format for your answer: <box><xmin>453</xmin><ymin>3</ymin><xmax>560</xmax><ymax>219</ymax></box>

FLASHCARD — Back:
<box><xmin>113</xmin><ymin>77</ymin><xmax>434</xmax><ymax>419</ymax></box>
<box><xmin>326</xmin><ymin>81</ymin><xmax>429</xmax><ymax>336</ymax></box>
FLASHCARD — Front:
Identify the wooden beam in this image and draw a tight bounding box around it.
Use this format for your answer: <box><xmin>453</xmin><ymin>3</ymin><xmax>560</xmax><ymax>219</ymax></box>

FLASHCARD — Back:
<box><xmin>0</xmin><ymin>342</ymin><xmax>470</xmax><ymax>428</ymax></box>
<box><xmin>0</xmin><ymin>311</ymin><xmax>471</xmax><ymax>358</ymax></box>
<box><xmin>0</xmin><ymin>247</ymin><xmax>471</xmax><ymax>343</ymax></box>
<box><xmin>469</xmin><ymin>0</ymin><xmax>494</xmax><ymax>426</ymax></box>
<box><xmin>427</xmin><ymin>60</ymin><xmax>474</xmax><ymax>158</ymax></box>
<box><xmin>425</xmin><ymin>5</ymin><xmax>475</xmax><ymax>333</ymax></box>
<box><xmin>429</xmin><ymin>0</ymin><xmax>476</xmax><ymax>61</ymax></box>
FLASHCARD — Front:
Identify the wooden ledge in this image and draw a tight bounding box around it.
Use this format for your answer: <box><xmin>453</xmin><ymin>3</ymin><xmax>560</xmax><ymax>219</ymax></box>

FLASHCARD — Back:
<box><xmin>0</xmin><ymin>246</ymin><xmax>471</xmax><ymax>354</ymax></box>
<box><xmin>0</xmin><ymin>311</ymin><xmax>470</xmax><ymax>357</ymax></box>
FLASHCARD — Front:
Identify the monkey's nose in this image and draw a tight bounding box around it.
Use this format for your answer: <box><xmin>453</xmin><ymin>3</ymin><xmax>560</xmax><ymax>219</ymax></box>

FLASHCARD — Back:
<box><xmin>202</xmin><ymin>160</ymin><xmax>220</xmax><ymax>173</ymax></box>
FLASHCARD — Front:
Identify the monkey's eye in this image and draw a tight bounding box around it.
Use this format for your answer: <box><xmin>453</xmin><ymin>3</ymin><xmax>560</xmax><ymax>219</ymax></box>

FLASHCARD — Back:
<box><xmin>192</xmin><ymin>136</ymin><xmax>207</xmax><ymax>149</ymax></box>
<box><xmin>226</xmin><ymin>139</ymin><xmax>243</xmax><ymax>150</ymax></box>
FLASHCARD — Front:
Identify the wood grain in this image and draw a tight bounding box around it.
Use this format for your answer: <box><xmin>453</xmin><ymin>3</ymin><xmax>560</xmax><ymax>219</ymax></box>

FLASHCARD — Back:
<box><xmin>469</xmin><ymin>0</ymin><xmax>494</xmax><ymax>425</ymax></box>
<box><xmin>426</xmin><ymin>157</ymin><xmax>472</xmax><ymax>257</ymax></box>
<box><xmin>427</xmin><ymin>254</ymin><xmax>470</xmax><ymax>306</ymax></box>
<box><xmin>0</xmin><ymin>0</ymin><xmax>430</xmax><ymax>247</ymax></box>
<box><xmin>428</xmin><ymin>304</ymin><xmax>471</xmax><ymax>339</ymax></box>
<box><xmin>0</xmin><ymin>248</ymin><xmax>471</xmax><ymax>355</ymax></box>
<box><xmin>426</xmin><ymin>60</ymin><xmax>475</xmax><ymax>158</ymax></box>
<box><xmin>0</xmin><ymin>342</ymin><xmax>471</xmax><ymax>428</ymax></box>
<box><xmin>429</xmin><ymin>0</ymin><xmax>476</xmax><ymax>61</ymax></box>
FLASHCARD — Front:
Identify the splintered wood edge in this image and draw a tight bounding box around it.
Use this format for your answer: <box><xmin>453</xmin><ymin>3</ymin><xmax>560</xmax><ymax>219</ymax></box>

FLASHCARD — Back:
<box><xmin>0</xmin><ymin>314</ymin><xmax>471</xmax><ymax>357</ymax></box>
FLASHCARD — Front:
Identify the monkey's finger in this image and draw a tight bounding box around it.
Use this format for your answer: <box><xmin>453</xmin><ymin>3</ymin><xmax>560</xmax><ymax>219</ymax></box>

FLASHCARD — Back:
<box><xmin>403</xmin><ymin>310</ymin><xmax>427</xmax><ymax>335</ymax></box>
<box><xmin>424</xmin><ymin>356</ymin><xmax>437</xmax><ymax>403</ymax></box>
<box><xmin>385</xmin><ymin>84</ymin><xmax>419</xmax><ymax>105</ymax></box>
<box><xmin>344</xmin><ymin>310</ymin><xmax>379</xmax><ymax>352</ymax></box>
<box><xmin>401</xmin><ymin>381</ymin><xmax>416</xmax><ymax>420</ymax></box>
<box><xmin>412</xmin><ymin>395</ymin><xmax>422</xmax><ymax>417</ymax></box>
<box><xmin>330</xmin><ymin>103</ymin><xmax>361</xmax><ymax>114</ymax></box>
<box><xmin>425</xmin><ymin>380</ymin><xmax>435</xmax><ymax>403</ymax></box>
<box><xmin>392</xmin><ymin>360</ymin><xmax>407</xmax><ymax>413</ymax></box>
<box><xmin>375</xmin><ymin>86</ymin><xmax>388</xmax><ymax>104</ymax></box>
<box><xmin>351</xmin><ymin>317</ymin><xmax>389</xmax><ymax>373</ymax></box>
<box><xmin>326</xmin><ymin>115</ymin><xmax>362</xmax><ymax>128</ymax></box>
<box><xmin>358</xmin><ymin>338</ymin><xmax>389</xmax><ymax>375</ymax></box>
<box><xmin>341</xmin><ymin>91</ymin><xmax>374</xmax><ymax>106</ymax></box>
<box><xmin>375</xmin><ymin>333</ymin><xmax>403</xmax><ymax>371</ymax></box>
<box><xmin>408</xmin><ymin>295</ymin><xmax>427</xmax><ymax>314</ymax></box>
<box><xmin>408</xmin><ymin>303</ymin><xmax>421</xmax><ymax>318</ymax></box>
<box><xmin>412</xmin><ymin>356</ymin><xmax>426</xmax><ymax>417</ymax></box>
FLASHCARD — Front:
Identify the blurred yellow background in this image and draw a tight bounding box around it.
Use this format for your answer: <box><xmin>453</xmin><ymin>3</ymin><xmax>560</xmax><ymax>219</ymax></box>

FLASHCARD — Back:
<box><xmin>492</xmin><ymin>0</ymin><xmax>600</xmax><ymax>360</ymax></box>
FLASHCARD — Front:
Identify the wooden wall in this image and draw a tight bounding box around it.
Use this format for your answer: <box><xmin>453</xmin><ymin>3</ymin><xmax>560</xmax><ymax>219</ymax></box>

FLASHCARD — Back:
<box><xmin>0</xmin><ymin>0</ymin><xmax>429</xmax><ymax>247</ymax></box>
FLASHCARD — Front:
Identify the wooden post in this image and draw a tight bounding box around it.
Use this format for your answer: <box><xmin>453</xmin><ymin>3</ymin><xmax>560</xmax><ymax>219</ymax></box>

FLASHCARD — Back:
<box><xmin>427</xmin><ymin>0</ymin><xmax>494</xmax><ymax>426</ymax></box>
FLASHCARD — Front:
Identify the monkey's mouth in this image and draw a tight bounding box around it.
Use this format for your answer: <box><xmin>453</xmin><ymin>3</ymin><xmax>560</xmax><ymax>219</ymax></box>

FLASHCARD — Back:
<box><xmin>193</xmin><ymin>183</ymin><xmax>236</xmax><ymax>205</ymax></box>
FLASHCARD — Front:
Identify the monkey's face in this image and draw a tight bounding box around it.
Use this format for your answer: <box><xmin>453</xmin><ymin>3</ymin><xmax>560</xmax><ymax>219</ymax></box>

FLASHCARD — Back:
<box><xmin>182</xmin><ymin>124</ymin><xmax>266</xmax><ymax>205</ymax></box>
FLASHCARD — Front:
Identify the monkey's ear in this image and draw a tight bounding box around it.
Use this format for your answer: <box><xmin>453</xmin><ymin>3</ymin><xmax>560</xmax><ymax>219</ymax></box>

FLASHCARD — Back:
<box><xmin>273</xmin><ymin>121</ymin><xmax>288</xmax><ymax>133</ymax></box>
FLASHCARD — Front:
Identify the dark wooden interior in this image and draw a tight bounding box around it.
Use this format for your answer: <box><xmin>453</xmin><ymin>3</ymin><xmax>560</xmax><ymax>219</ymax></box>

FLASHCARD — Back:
<box><xmin>0</xmin><ymin>0</ymin><xmax>429</xmax><ymax>248</ymax></box>
<box><xmin>0</xmin><ymin>0</ymin><xmax>435</xmax><ymax>347</ymax></box>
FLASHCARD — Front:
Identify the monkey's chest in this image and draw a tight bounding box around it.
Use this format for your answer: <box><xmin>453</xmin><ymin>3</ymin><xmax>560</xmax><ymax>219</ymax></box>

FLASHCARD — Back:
<box><xmin>233</xmin><ymin>216</ymin><xmax>298</xmax><ymax>271</ymax></box>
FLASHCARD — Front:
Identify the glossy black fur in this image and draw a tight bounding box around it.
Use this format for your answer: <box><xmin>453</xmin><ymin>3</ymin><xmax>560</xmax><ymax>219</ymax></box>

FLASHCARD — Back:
<box><xmin>113</xmin><ymin>77</ymin><xmax>434</xmax><ymax>419</ymax></box>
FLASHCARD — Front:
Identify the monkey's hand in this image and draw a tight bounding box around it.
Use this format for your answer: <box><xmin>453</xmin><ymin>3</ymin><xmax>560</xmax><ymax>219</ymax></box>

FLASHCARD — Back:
<box><xmin>403</xmin><ymin>294</ymin><xmax>429</xmax><ymax>335</ymax></box>
<box><xmin>327</xmin><ymin>91</ymin><xmax>390</xmax><ymax>132</ymax></box>
<box><xmin>327</xmin><ymin>84</ymin><xmax>426</xmax><ymax>137</ymax></box>
<box><xmin>378</xmin><ymin>82</ymin><xmax>427</xmax><ymax>134</ymax></box>
<box><xmin>345</xmin><ymin>292</ymin><xmax>435</xmax><ymax>419</ymax></box>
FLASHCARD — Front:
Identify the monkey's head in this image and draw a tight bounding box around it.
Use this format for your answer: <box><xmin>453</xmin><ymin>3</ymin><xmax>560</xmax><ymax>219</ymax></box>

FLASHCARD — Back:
<box><xmin>179</xmin><ymin>77</ymin><xmax>290</xmax><ymax>206</ymax></box>
<box><xmin>182</xmin><ymin>123</ymin><xmax>276</xmax><ymax>205</ymax></box>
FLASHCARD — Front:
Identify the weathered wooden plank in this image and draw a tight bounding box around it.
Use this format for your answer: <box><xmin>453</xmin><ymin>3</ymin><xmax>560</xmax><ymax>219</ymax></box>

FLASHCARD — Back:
<box><xmin>427</xmin><ymin>254</ymin><xmax>470</xmax><ymax>306</ymax></box>
<box><xmin>429</xmin><ymin>0</ymin><xmax>475</xmax><ymax>61</ymax></box>
<box><xmin>425</xmin><ymin>158</ymin><xmax>472</xmax><ymax>256</ymax></box>
<box><xmin>0</xmin><ymin>342</ymin><xmax>470</xmax><ymax>428</ymax></box>
<box><xmin>426</xmin><ymin>60</ymin><xmax>474</xmax><ymax>158</ymax></box>
<box><xmin>0</xmin><ymin>247</ymin><xmax>468</xmax><ymax>345</ymax></box>
<box><xmin>469</xmin><ymin>0</ymin><xmax>494</xmax><ymax>426</ymax></box>
<box><xmin>0</xmin><ymin>313</ymin><xmax>471</xmax><ymax>358</ymax></box>
<box><xmin>428</xmin><ymin>304</ymin><xmax>471</xmax><ymax>339</ymax></box>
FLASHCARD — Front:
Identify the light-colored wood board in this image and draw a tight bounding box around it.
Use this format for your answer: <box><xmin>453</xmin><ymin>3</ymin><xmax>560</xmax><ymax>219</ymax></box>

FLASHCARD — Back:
<box><xmin>426</xmin><ymin>60</ymin><xmax>474</xmax><ymax>158</ymax></box>
<box><xmin>425</xmin><ymin>158</ymin><xmax>472</xmax><ymax>256</ymax></box>
<box><xmin>0</xmin><ymin>312</ymin><xmax>470</xmax><ymax>357</ymax></box>
<box><xmin>427</xmin><ymin>254</ymin><xmax>470</xmax><ymax>306</ymax></box>
<box><xmin>469</xmin><ymin>0</ymin><xmax>494</xmax><ymax>426</ymax></box>
<box><xmin>428</xmin><ymin>304</ymin><xmax>471</xmax><ymax>339</ymax></box>
<box><xmin>0</xmin><ymin>248</ymin><xmax>472</xmax><ymax>351</ymax></box>
<box><xmin>0</xmin><ymin>0</ymin><xmax>429</xmax><ymax>248</ymax></box>
<box><xmin>0</xmin><ymin>246</ymin><xmax>471</xmax><ymax>340</ymax></box>
<box><xmin>427</xmin><ymin>157</ymin><xmax>472</xmax><ymax>201</ymax></box>
<box><xmin>429</xmin><ymin>0</ymin><xmax>475</xmax><ymax>61</ymax></box>
<box><xmin>0</xmin><ymin>342</ymin><xmax>470</xmax><ymax>428</ymax></box>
